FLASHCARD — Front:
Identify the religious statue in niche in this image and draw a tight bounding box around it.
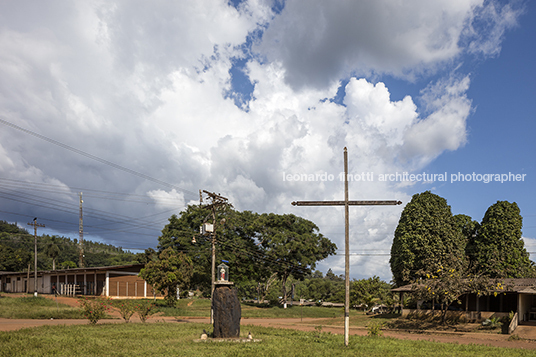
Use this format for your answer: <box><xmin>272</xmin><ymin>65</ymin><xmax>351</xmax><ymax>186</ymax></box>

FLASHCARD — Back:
<box><xmin>217</xmin><ymin>262</ymin><xmax>229</xmax><ymax>282</ymax></box>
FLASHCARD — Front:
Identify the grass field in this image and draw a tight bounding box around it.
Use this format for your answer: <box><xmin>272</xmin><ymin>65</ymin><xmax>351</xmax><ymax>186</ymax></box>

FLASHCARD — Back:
<box><xmin>0</xmin><ymin>296</ymin><xmax>83</xmax><ymax>319</ymax></box>
<box><xmin>0</xmin><ymin>322</ymin><xmax>531</xmax><ymax>357</ymax></box>
<box><xmin>158</xmin><ymin>298</ymin><xmax>352</xmax><ymax>319</ymax></box>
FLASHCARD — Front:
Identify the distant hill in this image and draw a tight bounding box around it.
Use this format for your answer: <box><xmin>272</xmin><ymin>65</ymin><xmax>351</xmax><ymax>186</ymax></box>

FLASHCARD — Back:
<box><xmin>0</xmin><ymin>220</ymin><xmax>142</xmax><ymax>272</ymax></box>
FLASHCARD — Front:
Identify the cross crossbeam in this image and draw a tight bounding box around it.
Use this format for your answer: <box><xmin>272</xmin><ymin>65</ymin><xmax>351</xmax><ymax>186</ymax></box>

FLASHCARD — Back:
<box><xmin>292</xmin><ymin>200</ymin><xmax>402</xmax><ymax>206</ymax></box>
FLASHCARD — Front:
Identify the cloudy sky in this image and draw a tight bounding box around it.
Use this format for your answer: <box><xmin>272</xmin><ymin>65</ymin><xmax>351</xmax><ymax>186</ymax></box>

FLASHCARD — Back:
<box><xmin>1</xmin><ymin>0</ymin><xmax>534</xmax><ymax>281</ymax></box>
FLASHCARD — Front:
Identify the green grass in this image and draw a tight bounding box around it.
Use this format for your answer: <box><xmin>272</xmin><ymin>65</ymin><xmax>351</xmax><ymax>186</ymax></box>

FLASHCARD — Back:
<box><xmin>156</xmin><ymin>298</ymin><xmax>212</xmax><ymax>317</ymax></box>
<box><xmin>241</xmin><ymin>302</ymin><xmax>348</xmax><ymax>318</ymax></box>
<box><xmin>0</xmin><ymin>296</ymin><xmax>84</xmax><ymax>319</ymax></box>
<box><xmin>305</xmin><ymin>311</ymin><xmax>401</xmax><ymax>328</ymax></box>
<box><xmin>156</xmin><ymin>298</ymin><xmax>352</xmax><ymax>319</ymax></box>
<box><xmin>0</xmin><ymin>322</ymin><xmax>531</xmax><ymax>357</ymax></box>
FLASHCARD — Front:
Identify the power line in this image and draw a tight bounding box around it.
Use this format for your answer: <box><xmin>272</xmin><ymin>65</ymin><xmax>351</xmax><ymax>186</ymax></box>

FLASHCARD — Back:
<box><xmin>0</xmin><ymin>178</ymin><xmax>181</xmax><ymax>204</ymax></box>
<box><xmin>0</xmin><ymin>118</ymin><xmax>197</xmax><ymax>198</ymax></box>
<box><xmin>0</xmin><ymin>184</ymin><xmax>185</xmax><ymax>233</ymax></box>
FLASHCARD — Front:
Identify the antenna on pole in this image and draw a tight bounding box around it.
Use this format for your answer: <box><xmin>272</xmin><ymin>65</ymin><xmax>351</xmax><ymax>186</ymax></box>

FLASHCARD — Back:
<box><xmin>79</xmin><ymin>192</ymin><xmax>84</xmax><ymax>268</ymax></box>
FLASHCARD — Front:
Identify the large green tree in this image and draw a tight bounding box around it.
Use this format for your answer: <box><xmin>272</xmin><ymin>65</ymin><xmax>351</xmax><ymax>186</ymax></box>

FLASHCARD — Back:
<box><xmin>157</xmin><ymin>207</ymin><xmax>337</xmax><ymax>303</ymax></box>
<box><xmin>254</xmin><ymin>213</ymin><xmax>337</xmax><ymax>305</ymax></box>
<box><xmin>390</xmin><ymin>191</ymin><xmax>465</xmax><ymax>287</ymax></box>
<box><xmin>157</xmin><ymin>206</ymin><xmax>266</xmax><ymax>295</ymax></box>
<box><xmin>467</xmin><ymin>201</ymin><xmax>533</xmax><ymax>278</ymax></box>
<box><xmin>139</xmin><ymin>247</ymin><xmax>193</xmax><ymax>305</ymax></box>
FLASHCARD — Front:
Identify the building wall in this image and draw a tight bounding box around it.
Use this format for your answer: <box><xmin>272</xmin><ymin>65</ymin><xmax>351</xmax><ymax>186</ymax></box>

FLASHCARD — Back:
<box><xmin>108</xmin><ymin>275</ymin><xmax>147</xmax><ymax>298</ymax></box>
<box><xmin>1</xmin><ymin>265</ymin><xmax>161</xmax><ymax>299</ymax></box>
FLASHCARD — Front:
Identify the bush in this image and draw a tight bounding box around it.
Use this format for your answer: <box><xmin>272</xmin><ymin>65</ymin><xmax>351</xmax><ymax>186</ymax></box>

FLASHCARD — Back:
<box><xmin>367</xmin><ymin>321</ymin><xmax>384</xmax><ymax>337</ymax></box>
<box><xmin>79</xmin><ymin>297</ymin><xmax>110</xmax><ymax>324</ymax></box>
<box><xmin>134</xmin><ymin>300</ymin><xmax>157</xmax><ymax>323</ymax></box>
<box><xmin>482</xmin><ymin>317</ymin><xmax>502</xmax><ymax>330</ymax></box>
<box><xmin>114</xmin><ymin>300</ymin><xmax>136</xmax><ymax>323</ymax></box>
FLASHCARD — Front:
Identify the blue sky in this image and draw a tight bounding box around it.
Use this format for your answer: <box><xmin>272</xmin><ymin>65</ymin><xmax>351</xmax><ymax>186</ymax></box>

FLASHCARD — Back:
<box><xmin>425</xmin><ymin>0</ymin><xmax>536</xmax><ymax>243</ymax></box>
<box><xmin>0</xmin><ymin>0</ymin><xmax>534</xmax><ymax>281</ymax></box>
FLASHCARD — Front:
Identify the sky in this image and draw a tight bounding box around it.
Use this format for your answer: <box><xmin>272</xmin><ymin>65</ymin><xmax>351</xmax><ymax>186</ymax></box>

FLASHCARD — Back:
<box><xmin>0</xmin><ymin>0</ymin><xmax>535</xmax><ymax>281</ymax></box>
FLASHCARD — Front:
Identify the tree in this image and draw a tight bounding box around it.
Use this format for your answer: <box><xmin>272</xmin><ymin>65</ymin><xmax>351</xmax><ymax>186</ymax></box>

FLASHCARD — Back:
<box><xmin>139</xmin><ymin>247</ymin><xmax>193</xmax><ymax>306</ymax></box>
<box><xmin>351</xmin><ymin>276</ymin><xmax>392</xmax><ymax>311</ymax></box>
<box><xmin>254</xmin><ymin>213</ymin><xmax>337</xmax><ymax>306</ymax></box>
<box><xmin>0</xmin><ymin>244</ymin><xmax>31</xmax><ymax>271</ymax></box>
<box><xmin>467</xmin><ymin>201</ymin><xmax>533</xmax><ymax>278</ymax></box>
<box><xmin>412</xmin><ymin>257</ymin><xmax>504</xmax><ymax>324</ymax></box>
<box><xmin>156</xmin><ymin>207</ymin><xmax>336</xmax><ymax>302</ymax></box>
<box><xmin>158</xmin><ymin>207</ymin><xmax>210</xmax><ymax>291</ymax></box>
<box><xmin>256</xmin><ymin>272</ymin><xmax>278</xmax><ymax>304</ymax></box>
<box><xmin>59</xmin><ymin>260</ymin><xmax>77</xmax><ymax>269</ymax></box>
<box><xmin>45</xmin><ymin>239</ymin><xmax>61</xmax><ymax>270</ymax></box>
<box><xmin>157</xmin><ymin>206</ymin><xmax>267</xmax><ymax>296</ymax></box>
<box><xmin>390</xmin><ymin>191</ymin><xmax>465</xmax><ymax>287</ymax></box>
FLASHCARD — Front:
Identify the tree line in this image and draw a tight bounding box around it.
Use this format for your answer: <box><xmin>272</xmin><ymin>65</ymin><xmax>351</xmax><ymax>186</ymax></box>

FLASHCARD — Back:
<box><xmin>0</xmin><ymin>220</ymin><xmax>139</xmax><ymax>271</ymax></box>
<box><xmin>0</xmin><ymin>214</ymin><xmax>391</xmax><ymax>309</ymax></box>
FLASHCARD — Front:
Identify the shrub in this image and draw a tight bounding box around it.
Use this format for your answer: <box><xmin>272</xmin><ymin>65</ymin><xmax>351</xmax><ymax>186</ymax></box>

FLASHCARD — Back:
<box><xmin>114</xmin><ymin>300</ymin><xmax>136</xmax><ymax>323</ymax></box>
<box><xmin>79</xmin><ymin>297</ymin><xmax>110</xmax><ymax>324</ymax></box>
<box><xmin>367</xmin><ymin>321</ymin><xmax>384</xmax><ymax>337</ymax></box>
<box><xmin>135</xmin><ymin>300</ymin><xmax>157</xmax><ymax>323</ymax></box>
<box><xmin>482</xmin><ymin>317</ymin><xmax>502</xmax><ymax>330</ymax></box>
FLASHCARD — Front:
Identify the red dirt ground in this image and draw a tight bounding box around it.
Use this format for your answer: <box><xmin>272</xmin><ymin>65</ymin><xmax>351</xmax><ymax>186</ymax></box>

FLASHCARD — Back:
<box><xmin>1</xmin><ymin>295</ymin><xmax>535</xmax><ymax>350</ymax></box>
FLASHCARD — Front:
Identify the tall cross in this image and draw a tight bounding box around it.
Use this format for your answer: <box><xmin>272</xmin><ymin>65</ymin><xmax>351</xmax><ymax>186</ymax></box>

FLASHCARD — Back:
<box><xmin>291</xmin><ymin>147</ymin><xmax>402</xmax><ymax>347</ymax></box>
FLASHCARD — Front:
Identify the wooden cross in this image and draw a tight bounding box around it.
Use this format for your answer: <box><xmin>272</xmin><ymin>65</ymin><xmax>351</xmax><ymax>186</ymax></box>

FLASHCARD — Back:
<box><xmin>291</xmin><ymin>147</ymin><xmax>402</xmax><ymax>347</ymax></box>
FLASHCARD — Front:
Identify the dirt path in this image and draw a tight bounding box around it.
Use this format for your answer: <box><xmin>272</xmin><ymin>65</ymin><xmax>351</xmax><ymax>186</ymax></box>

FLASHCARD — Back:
<box><xmin>1</xmin><ymin>295</ymin><xmax>535</xmax><ymax>350</ymax></box>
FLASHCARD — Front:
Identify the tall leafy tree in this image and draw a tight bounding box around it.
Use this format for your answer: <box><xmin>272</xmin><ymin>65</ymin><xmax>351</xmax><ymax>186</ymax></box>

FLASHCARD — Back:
<box><xmin>467</xmin><ymin>201</ymin><xmax>533</xmax><ymax>278</ymax></box>
<box><xmin>254</xmin><ymin>213</ymin><xmax>337</xmax><ymax>305</ymax></box>
<box><xmin>390</xmin><ymin>191</ymin><xmax>465</xmax><ymax>287</ymax></box>
<box><xmin>157</xmin><ymin>206</ymin><xmax>267</xmax><ymax>295</ymax></box>
<box><xmin>157</xmin><ymin>207</ymin><xmax>336</xmax><ymax>302</ymax></box>
<box><xmin>139</xmin><ymin>247</ymin><xmax>193</xmax><ymax>305</ymax></box>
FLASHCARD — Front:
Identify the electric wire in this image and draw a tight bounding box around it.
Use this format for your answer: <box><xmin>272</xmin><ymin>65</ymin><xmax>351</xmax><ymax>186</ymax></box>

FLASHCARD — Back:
<box><xmin>0</xmin><ymin>118</ymin><xmax>198</xmax><ymax>198</ymax></box>
<box><xmin>0</xmin><ymin>178</ymin><xmax>180</xmax><ymax>204</ymax></box>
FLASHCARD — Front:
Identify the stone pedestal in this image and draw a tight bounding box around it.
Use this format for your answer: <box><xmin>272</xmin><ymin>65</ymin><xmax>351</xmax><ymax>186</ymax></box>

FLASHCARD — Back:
<box><xmin>212</xmin><ymin>282</ymin><xmax>241</xmax><ymax>338</ymax></box>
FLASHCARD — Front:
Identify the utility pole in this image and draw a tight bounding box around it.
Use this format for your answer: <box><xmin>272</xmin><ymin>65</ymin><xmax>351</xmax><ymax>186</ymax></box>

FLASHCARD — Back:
<box><xmin>201</xmin><ymin>190</ymin><xmax>232</xmax><ymax>324</ymax></box>
<box><xmin>79</xmin><ymin>192</ymin><xmax>85</xmax><ymax>268</ymax></box>
<box><xmin>291</xmin><ymin>147</ymin><xmax>402</xmax><ymax>347</ymax></box>
<box><xmin>28</xmin><ymin>218</ymin><xmax>45</xmax><ymax>297</ymax></box>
